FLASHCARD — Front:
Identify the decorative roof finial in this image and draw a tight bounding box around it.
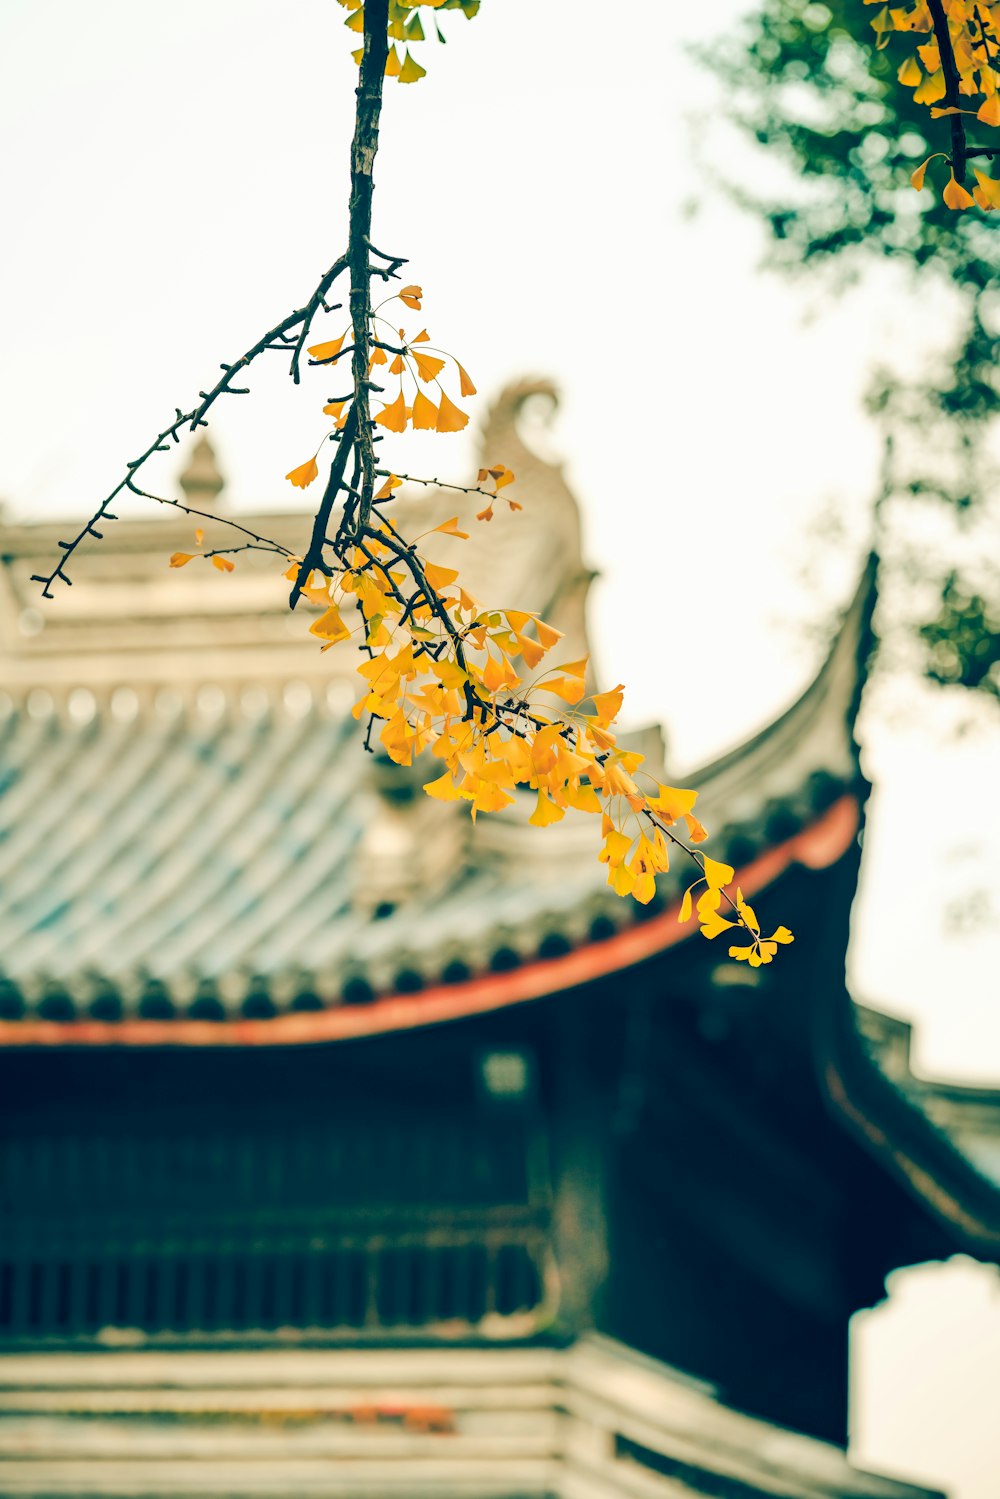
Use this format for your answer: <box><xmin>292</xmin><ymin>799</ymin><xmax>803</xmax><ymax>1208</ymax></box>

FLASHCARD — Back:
<box><xmin>178</xmin><ymin>436</ymin><xmax>225</xmax><ymax>509</ymax></box>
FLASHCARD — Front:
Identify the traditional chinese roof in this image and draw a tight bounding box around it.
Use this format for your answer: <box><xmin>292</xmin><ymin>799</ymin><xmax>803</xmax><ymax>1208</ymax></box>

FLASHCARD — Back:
<box><xmin>0</xmin><ymin>523</ymin><xmax>868</xmax><ymax>1038</ymax></box>
<box><xmin>4</xmin><ymin>387</ymin><xmax>1000</xmax><ymax>1323</ymax></box>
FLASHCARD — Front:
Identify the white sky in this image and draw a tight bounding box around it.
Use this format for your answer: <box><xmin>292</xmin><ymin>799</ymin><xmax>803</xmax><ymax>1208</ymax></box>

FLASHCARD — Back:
<box><xmin>1</xmin><ymin>2</ymin><xmax>999</xmax><ymax>1493</ymax></box>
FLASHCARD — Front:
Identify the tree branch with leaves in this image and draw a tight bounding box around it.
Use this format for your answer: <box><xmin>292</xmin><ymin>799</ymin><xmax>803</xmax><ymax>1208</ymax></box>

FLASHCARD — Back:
<box><xmin>31</xmin><ymin>0</ymin><xmax>792</xmax><ymax>970</ymax></box>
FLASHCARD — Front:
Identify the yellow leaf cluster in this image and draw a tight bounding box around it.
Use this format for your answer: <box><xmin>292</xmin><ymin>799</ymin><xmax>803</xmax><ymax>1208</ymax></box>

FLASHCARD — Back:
<box><xmin>876</xmin><ymin>0</ymin><xmax>1000</xmax><ymax>209</ymax></box>
<box><xmin>157</xmin><ymin>4</ymin><xmax>788</xmax><ymax>973</ymax></box>
<box><xmin>338</xmin><ymin>0</ymin><xmax>481</xmax><ymax>83</ymax></box>
<box><xmin>276</xmin><ymin>507</ymin><xmax>791</xmax><ymax>962</ymax></box>
<box><xmin>304</xmin><ymin>287</ymin><xmax>477</xmax><ymax>446</ymax></box>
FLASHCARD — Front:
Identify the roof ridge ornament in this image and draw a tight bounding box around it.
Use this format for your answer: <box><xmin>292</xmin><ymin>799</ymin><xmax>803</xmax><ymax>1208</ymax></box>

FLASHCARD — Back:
<box><xmin>178</xmin><ymin>435</ymin><xmax>226</xmax><ymax>510</ymax></box>
<box><xmin>479</xmin><ymin>377</ymin><xmax>561</xmax><ymax>472</ymax></box>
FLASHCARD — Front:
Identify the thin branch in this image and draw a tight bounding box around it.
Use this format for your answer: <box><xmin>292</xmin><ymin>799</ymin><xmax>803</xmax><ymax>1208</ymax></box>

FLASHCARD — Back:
<box><xmin>125</xmin><ymin>481</ymin><xmax>293</xmax><ymax>556</ymax></box>
<box><xmin>290</xmin><ymin>403</ymin><xmax>361</xmax><ymax>608</ymax></box>
<box><xmin>374</xmin><ymin>468</ymin><xmax>511</xmax><ymax>505</ymax></box>
<box><xmin>929</xmin><ymin>0</ymin><xmax>967</xmax><ymax>182</ymax></box>
<box><xmin>345</xmin><ymin>0</ymin><xmax>390</xmax><ymax>538</ymax></box>
<box><xmin>34</xmin><ymin>257</ymin><xmax>348</xmax><ymax>597</ymax></box>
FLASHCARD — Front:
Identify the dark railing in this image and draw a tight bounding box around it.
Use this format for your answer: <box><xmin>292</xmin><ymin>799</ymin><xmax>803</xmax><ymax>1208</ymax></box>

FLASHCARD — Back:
<box><xmin>0</xmin><ymin>1116</ymin><xmax>552</xmax><ymax>1341</ymax></box>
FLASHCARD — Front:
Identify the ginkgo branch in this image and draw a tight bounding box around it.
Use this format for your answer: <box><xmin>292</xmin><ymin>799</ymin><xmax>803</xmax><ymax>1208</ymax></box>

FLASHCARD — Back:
<box><xmin>34</xmin><ymin>0</ymin><xmax>790</xmax><ymax>968</ymax></box>
<box><xmin>374</xmin><ymin>469</ymin><xmax>513</xmax><ymax>504</ymax></box>
<box><xmin>32</xmin><ymin>262</ymin><xmax>352</xmax><ymax>596</ymax></box>
<box><xmin>125</xmin><ymin>481</ymin><xmax>294</xmax><ymax>557</ymax></box>
<box><xmin>346</xmin><ymin>0</ymin><xmax>390</xmax><ymax>537</ymax></box>
<box><xmin>929</xmin><ymin>0</ymin><xmax>968</xmax><ymax>181</ymax></box>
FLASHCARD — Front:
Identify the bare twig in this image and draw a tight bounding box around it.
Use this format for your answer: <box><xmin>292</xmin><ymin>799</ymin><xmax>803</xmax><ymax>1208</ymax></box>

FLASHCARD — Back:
<box><xmin>33</xmin><ymin>258</ymin><xmax>348</xmax><ymax>597</ymax></box>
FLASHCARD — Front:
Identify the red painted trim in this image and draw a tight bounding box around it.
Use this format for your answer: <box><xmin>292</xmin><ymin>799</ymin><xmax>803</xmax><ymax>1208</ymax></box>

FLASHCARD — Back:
<box><xmin>0</xmin><ymin>795</ymin><xmax>859</xmax><ymax>1050</ymax></box>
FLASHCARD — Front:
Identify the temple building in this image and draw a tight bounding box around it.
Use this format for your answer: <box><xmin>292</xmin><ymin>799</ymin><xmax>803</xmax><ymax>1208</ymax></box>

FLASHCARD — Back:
<box><xmin>0</xmin><ymin>382</ymin><xmax>998</xmax><ymax>1497</ymax></box>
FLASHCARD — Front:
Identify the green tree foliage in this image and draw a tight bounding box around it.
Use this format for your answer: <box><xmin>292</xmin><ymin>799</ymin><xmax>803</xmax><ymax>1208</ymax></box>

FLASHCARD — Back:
<box><xmin>706</xmin><ymin>0</ymin><xmax>1000</xmax><ymax>699</ymax></box>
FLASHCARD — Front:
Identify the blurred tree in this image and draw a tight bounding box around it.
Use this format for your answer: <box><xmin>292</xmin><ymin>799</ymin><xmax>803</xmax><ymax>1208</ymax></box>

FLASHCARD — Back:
<box><xmin>704</xmin><ymin>0</ymin><xmax>1000</xmax><ymax>700</ymax></box>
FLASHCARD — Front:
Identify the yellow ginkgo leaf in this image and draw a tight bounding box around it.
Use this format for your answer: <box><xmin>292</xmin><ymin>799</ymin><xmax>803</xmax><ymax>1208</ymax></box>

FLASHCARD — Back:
<box><xmin>299</xmin><ymin>571</ymin><xmax>332</xmax><ymax>607</ymax></box>
<box><xmin>973</xmin><ymin>169</ymin><xmax>1000</xmax><ymax>208</ymax></box>
<box><xmin>702</xmin><ymin>855</ymin><xmax>735</xmax><ymax>889</ymax></box>
<box><xmin>590</xmin><ymin>685</ymin><xmax>624</xmax><ymax>727</ymax></box>
<box><xmin>544</xmin><ymin>675</ymin><xmax>587</xmax><ymax>705</ymax></box>
<box><xmin>412</xmin><ymin>350</ymin><xmax>446</xmax><ymax>382</ymax></box>
<box><xmin>384</xmin><ymin>44</ymin><xmax>401</xmax><ymax>77</ymax></box>
<box><xmin>399</xmin><ymin>284</ymin><xmax>423</xmax><ymax>308</ymax></box>
<box><xmin>380</xmin><ymin>711</ymin><xmax>413</xmax><ymax>766</ymax></box>
<box><xmin>211</xmin><ymin>556</ymin><xmax>235</xmax><ymax>573</ymax></box>
<box><xmin>684</xmin><ymin>813</ymin><xmax>709</xmax><ymax>844</ymax></box>
<box><xmin>389</xmin><ymin>353</ymin><xmax>405</xmax><ymax>375</ymax></box>
<box><xmin>556</xmin><ymin>656</ymin><xmax>588</xmax><ymax>679</ymax></box>
<box><xmin>456</xmin><ymin>361</ymin><xmax>477</xmax><ymax>396</ymax></box>
<box><xmin>309</xmin><ymin>604</ymin><xmax>350</xmax><ymax>644</ymax></box>
<box><xmin>978</xmin><ymin>94</ymin><xmax>1000</xmax><ymax>126</ymax></box>
<box><xmin>911</xmin><ymin>158</ymin><xmax>929</xmax><ymax>191</ymax></box>
<box><xmin>412</xmin><ymin>327</ymin><xmax>430</xmax><ymax>343</ymax></box>
<box><xmin>943</xmin><ymin>172</ymin><xmax>975</xmax><ymax>209</ymax></box>
<box><xmin>369</xmin><ymin>345</ymin><xmax>387</xmax><ymax>367</ymax></box>
<box><xmin>375</xmin><ymin>473</ymin><xmax>402</xmax><ymax>500</ymax></box>
<box><xmin>535</xmin><ymin>619</ymin><xmax>564</xmax><ymax>650</ymax></box>
<box><xmin>598</xmin><ymin>828</ymin><xmax>633</xmax><ymax>865</ymax></box>
<box><xmin>913</xmin><ymin>68</ymin><xmax>946</xmax><ymax>103</ymax></box>
<box><xmin>412</xmin><ymin>389</ymin><xmax>439</xmax><ymax>429</ymax></box>
<box><xmin>344</xmin><ymin>6</ymin><xmax>364</xmax><ymax>31</ymax></box>
<box><xmin>735</xmin><ymin>887</ymin><xmax>760</xmax><ymax>933</ymax></box>
<box><xmin>516</xmin><ymin>633</ymin><xmax>547</xmax><ymax>669</ymax></box>
<box><xmin>870</xmin><ymin>5</ymin><xmax>893</xmax><ymax>48</ymax></box>
<box><xmin>609</xmin><ymin>862</ymin><xmax>636</xmax><ymax>897</ymax></box>
<box><xmin>652</xmin><ymin>788</ymin><xmax>695</xmax><ymax>821</ymax></box>
<box><xmin>431</xmin><ymin>656</ymin><xmax>468</xmax><ymax>689</ymax></box>
<box><xmin>323</xmin><ymin>400</ymin><xmax>347</xmax><ymax>421</ymax></box>
<box><xmin>423</xmin><ymin>561</ymin><xmax>459</xmax><ymax>592</ymax></box>
<box><xmin>728</xmin><ymin>944</ymin><xmax>757</xmax><ymax>964</ymax></box>
<box><xmin>169</xmin><ymin>552</ymin><xmax>193</xmax><ymax>568</ymax></box>
<box><xmin>529</xmin><ymin>789</ymin><xmax>565</xmax><ymax>828</ymax></box>
<box><xmin>374</xmin><ymin>391</ymin><xmax>407</xmax><ymax>432</ymax></box>
<box><xmin>307</xmin><ymin>334</ymin><xmax>346</xmax><ymax>363</ymax></box>
<box><xmin>432</xmin><ymin>516</ymin><xmax>470</xmax><ymax>538</ymax></box>
<box><xmin>481</xmin><ymin>651</ymin><xmax>507</xmax><ymax>694</ymax></box>
<box><xmin>398</xmin><ymin>48</ymin><xmax>427</xmax><ymax>84</ymax></box>
<box><xmin>286</xmin><ymin>458</ymin><xmax>319</xmax><ymax>488</ymax></box>
<box><xmin>423</xmin><ymin>770</ymin><xmax>463</xmax><ymax>801</ymax></box>
<box><xmin>563</xmin><ymin>782</ymin><xmax>603</xmax><ymax>814</ymax></box>
<box><xmin>436</xmin><ymin>391</ymin><xmax>469</xmax><ymax>432</ymax></box>
<box><xmin>699</xmin><ymin>907</ymin><xmax>736</xmax><ymax>940</ymax></box>
<box><xmin>897</xmin><ymin>55</ymin><xmax>922</xmax><ymax>86</ymax></box>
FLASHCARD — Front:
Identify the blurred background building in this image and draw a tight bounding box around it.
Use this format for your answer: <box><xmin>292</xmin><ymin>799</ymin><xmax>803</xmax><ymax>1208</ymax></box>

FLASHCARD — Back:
<box><xmin>0</xmin><ymin>384</ymin><xmax>998</xmax><ymax>1496</ymax></box>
